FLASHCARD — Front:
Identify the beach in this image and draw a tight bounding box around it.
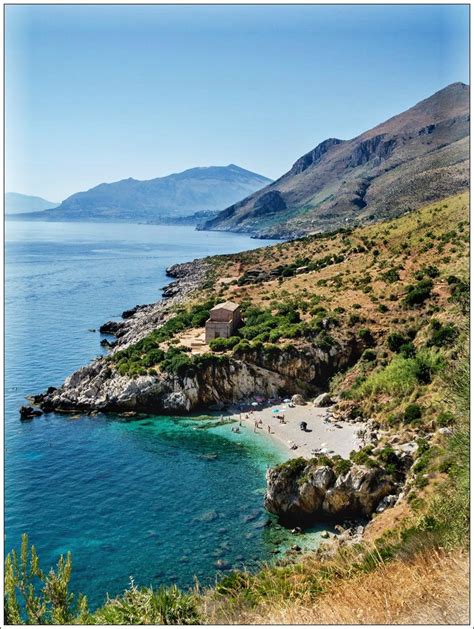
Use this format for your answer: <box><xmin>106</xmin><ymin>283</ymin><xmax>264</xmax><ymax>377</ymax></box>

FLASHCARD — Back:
<box><xmin>226</xmin><ymin>401</ymin><xmax>364</xmax><ymax>460</ymax></box>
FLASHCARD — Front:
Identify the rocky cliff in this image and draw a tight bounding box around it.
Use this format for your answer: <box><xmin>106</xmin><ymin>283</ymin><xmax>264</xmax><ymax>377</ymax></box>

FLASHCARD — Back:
<box><xmin>32</xmin><ymin>335</ymin><xmax>363</xmax><ymax>416</ymax></box>
<box><xmin>265</xmin><ymin>460</ymin><xmax>397</xmax><ymax>525</ymax></box>
<box><xmin>201</xmin><ymin>82</ymin><xmax>469</xmax><ymax>238</ymax></box>
<box><xmin>30</xmin><ymin>256</ymin><xmax>364</xmax><ymax>416</ymax></box>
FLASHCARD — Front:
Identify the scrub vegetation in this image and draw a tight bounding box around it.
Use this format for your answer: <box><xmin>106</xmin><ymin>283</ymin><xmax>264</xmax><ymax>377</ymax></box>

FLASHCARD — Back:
<box><xmin>6</xmin><ymin>193</ymin><xmax>469</xmax><ymax>624</ymax></box>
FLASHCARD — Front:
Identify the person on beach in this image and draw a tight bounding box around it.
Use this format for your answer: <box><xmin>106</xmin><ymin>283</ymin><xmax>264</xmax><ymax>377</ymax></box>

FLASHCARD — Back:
<box><xmin>267</xmin><ymin>425</ymin><xmax>271</xmax><ymax>434</ymax></box>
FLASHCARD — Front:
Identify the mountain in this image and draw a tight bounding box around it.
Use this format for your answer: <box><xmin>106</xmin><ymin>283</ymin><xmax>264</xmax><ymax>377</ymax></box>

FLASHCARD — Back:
<box><xmin>202</xmin><ymin>82</ymin><xmax>469</xmax><ymax>238</ymax></box>
<box><xmin>5</xmin><ymin>192</ymin><xmax>59</xmax><ymax>214</ymax></box>
<box><xmin>12</xmin><ymin>165</ymin><xmax>271</xmax><ymax>223</ymax></box>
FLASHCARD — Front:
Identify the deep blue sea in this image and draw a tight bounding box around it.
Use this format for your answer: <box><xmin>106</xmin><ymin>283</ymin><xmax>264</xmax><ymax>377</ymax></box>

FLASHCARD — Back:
<box><xmin>5</xmin><ymin>221</ymin><xmax>318</xmax><ymax>609</ymax></box>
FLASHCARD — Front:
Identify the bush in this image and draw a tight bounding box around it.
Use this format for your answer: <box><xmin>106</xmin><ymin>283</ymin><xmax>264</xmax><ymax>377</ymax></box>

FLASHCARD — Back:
<box><xmin>399</xmin><ymin>342</ymin><xmax>416</xmax><ymax>358</ymax></box>
<box><xmin>361</xmin><ymin>349</ymin><xmax>377</xmax><ymax>362</ymax></box>
<box><xmin>160</xmin><ymin>350</ymin><xmax>194</xmax><ymax>376</ymax></box>
<box><xmin>332</xmin><ymin>457</ymin><xmax>352</xmax><ymax>475</ymax></box>
<box><xmin>358</xmin><ymin>328</ymin><xmax>375</xmax><ymax>346</ymax></box>
<box><xmin>381</xmin><ymin>268</ymin><xmax>400</xmax><ymax>284</ymax></box>
<box><xmin>403</xmin><ymin>403</ymin><xmax>422</xmax><ymax>424</ymax></box>
<box><xmin>387</xmin><ymin>332</ymin><xmax>407</xmax><ymax>353</ymax></box>
<box><xmin>352</xmin><ymin>351</ymin><xmax>441</xmax><ymax>400</ymax></box>
<box><xmin>209</xmin><ymin>336</ymin><xmax>240</xmax><ymax>352</ymax></box>
<box><xmin>5</xmin><ymin>534</ymin><xmax>88</xmax><ymax>624</ymax></box>
<box><xmin>92</xmin><ymin>583</ymin><xmax>201</xmax><ymax>625</ymax></box>
<box><xmin>436</xmin><ymin>411</ymin><xmax>455</xmax><ymax>427</ymax></box>
<box><xmin>428</xmin><ymin>321</ymin><xmax>457</xmax><ymax>347</ymax></box>
<box><xmin>404</xmin><ymin>279</ymin><xmax>433</xmax><ymax>307</ymax></box>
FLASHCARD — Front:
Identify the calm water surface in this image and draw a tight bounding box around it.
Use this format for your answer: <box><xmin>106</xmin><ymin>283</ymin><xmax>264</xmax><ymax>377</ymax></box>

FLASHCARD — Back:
<box><xmin>5</xmin><ymin>221</ymin><xmax>318</xmax><ymax>608</ymax></box>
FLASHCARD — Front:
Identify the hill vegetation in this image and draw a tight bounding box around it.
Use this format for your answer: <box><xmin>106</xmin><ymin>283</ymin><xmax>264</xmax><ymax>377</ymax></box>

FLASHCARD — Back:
<box><xmin>6</xmin><ymin>192</ymin><xmax>469</xmax><ymax>623</ymax></box>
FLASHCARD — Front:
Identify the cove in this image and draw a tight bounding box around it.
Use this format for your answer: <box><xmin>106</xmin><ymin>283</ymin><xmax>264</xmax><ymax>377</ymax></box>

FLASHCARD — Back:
<box><xmin>5</xmin><ymin>221</ymin><xmax>326</xmax><ymax>609</ymax></box>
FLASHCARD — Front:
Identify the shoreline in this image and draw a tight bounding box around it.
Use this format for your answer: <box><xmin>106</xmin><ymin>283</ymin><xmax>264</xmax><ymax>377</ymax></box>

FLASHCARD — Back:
<box><xmin>220</xmin><ymin>401</ymin><xmax>364</xmax><ymax>460</ymax></box>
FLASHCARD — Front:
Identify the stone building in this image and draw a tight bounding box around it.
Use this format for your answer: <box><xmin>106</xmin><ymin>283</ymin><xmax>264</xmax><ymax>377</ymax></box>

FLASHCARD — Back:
<box><xmin>205</xmin><ymin>301</ymin><xmax>242</xmax><ymax>343</ymax></box>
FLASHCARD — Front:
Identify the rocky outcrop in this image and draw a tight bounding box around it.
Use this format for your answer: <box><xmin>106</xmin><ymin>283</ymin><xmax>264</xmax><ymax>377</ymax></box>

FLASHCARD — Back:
<box><xmin>33</xmin><ymin>334</ymin><xmax>363</xmax><ymax>415</ymax></box>
<box><xmin>265</xmin><ymin>460</ymin><xmax>397</xmax><ymax>526</ymax></box>
<box><xmin>19</xmin><ymin>405</ymin><xmax>43</xmax><ymax>420</ymax></box>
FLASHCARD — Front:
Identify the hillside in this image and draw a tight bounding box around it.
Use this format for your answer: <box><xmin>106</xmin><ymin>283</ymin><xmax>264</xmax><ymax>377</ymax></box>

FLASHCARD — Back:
<box><xmin>12</xmin><ymin>165</ymin><xmax>271</xmax><ymax>223</ymax></box>
<box><xmin>9</xmin><ymin>192</ymin><xmax>469</xmax><ymax>624</ymax></box>
<box><xmin>5</xmin><ymin>192</ymin><xmax>58</xmax><ymax>214</ymax></box>
<box><xmin>202</xmin><ymin>83</ymin><xmax>469</xmax><ymax>238</ymax></box>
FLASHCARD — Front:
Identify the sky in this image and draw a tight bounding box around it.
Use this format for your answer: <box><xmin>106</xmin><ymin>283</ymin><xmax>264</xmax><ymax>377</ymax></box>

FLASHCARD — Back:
<box><xmin>5</xmin><ymin>4</ymin><xmax>470</xmax><ymax>202</ymax></box>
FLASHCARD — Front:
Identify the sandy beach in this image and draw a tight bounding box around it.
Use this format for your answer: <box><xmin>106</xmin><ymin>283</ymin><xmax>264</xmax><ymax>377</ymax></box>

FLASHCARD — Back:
<box><xmin>225</xmin><ymin>401</ymin><xmax>364</xmax><ymax>460</ymax></box>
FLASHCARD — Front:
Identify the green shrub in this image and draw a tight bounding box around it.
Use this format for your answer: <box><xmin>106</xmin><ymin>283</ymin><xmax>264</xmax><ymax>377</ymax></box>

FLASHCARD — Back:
<box><xmin>348</xmin><ymin>313</ymin><xmax>361</xmax><ymax>326</ymax></box>
<box><xmin>403</xmin><ymin>403</ymin><xmax>422</xmax><ymax>424</ymax></box>
<box><xmin>209</xmin><ymin>336</ymin><xmax>240</xmax><ymax>352</ymax></box>
<box><xmin>404</xmin><ymin>279</ymin><xmax>433</xmax><ymax>307</ymax></box>
<box><xmin>358</xmin><ymin>328</ymin><xmax>375</xmax><ymax>346</ymax></box>
<box><xmin>361</xmin><ymin>349</ymin><xmax>377</xmax><ymax>362</ymax></box>
<box><xmin>387</xmin><ymin>332</ymin><xmax>406</xmax><ymax>353</ymax></box>
<box><xmin>91</xmin><ymin>583</ymin><xmax>201</xmax><ymax>625</ymax></box>
<box><xmin>399</xmin><ymin>342</ymin><xmax>416</xmax><ymax>358</ymax></box>
<box><xmin>5</xmin><ymin>534</ymin><xmax>88</xmax><ymax>625</ymax></box>
<box><xmin>381</xmin><ymin>268</ymin><xmax>400</xmax><ymax>284</ymax></box>
<box><xmin>436</xmin><ymin>411</ymin><xmax>455</xmax><ymax>427</ymax></box>
<box><xmin>332</xmin><ymin>457</ymin><xmax>352</xmax><ymax>475</ymax></box>
<box><xmin>428</xmin><ymin>320</ymin><xmax>458</xmax><ymax>347</ymax></box>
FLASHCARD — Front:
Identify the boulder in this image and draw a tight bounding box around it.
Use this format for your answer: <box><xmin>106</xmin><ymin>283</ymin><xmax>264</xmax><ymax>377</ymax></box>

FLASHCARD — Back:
<box><xmin>292</xmin><ymin>394</ymin><xmax>307</xmax><ymax>406</ymax></box>
<box><xmin>19</xmin><ymin>406</ymin><xmax>42</xmax><ymax>420</ymax></box>
<box><xmin>438</xmin><ymin>427</ymin><xmax>453</xmax><ymax>436</ymax></box>
<box><xmin>313</xmin><ymin>392</ymin><xmax>334</xmax><ymax>407</ymax></box>
<box><xmin>375</xmin><ymin>494</ymin><xmax>398</xmax><ymax>513</ymax></box>
<box><xmin>122</xmin><ymin>304</ymin><xmax>148</xmax><ymax>319</ymax></box>
<box><xmin>99</xmin><ymin>320</ymin><xmax>126</xmax><ymax>336</ymax></box>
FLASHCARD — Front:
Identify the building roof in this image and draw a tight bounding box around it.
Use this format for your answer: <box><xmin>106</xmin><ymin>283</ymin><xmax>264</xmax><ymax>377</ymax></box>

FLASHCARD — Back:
<box><xmin>210</xmin><ymin>301</ymin><xmax>240</xmax><ymax>312</ymax></box>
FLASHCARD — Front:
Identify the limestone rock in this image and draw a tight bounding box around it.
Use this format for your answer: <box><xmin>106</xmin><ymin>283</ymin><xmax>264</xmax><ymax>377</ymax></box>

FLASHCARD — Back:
<box><xmin>265</xmin><ymin>461</ymin><xmax>397</xmax><ymax>526</ymax></box>
<box><xmin>313</xmin><ymin>392</ymin><xmax>334</xmax><ymax>407</ymax></box>
<box><xmin>292</xmin><ymin>394</ymin><xmax>307</xmax><ymax>406</ymax></box>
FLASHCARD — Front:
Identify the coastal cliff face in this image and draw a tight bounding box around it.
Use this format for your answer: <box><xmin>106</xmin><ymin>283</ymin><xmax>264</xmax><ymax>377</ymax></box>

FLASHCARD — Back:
<box><xmin>265</xmin><ymin>460</ymin><xmax>397</xmax><ymax>525</ymax></box>
<box><xmin>34</xmin><ymin>336</ymin><xmax>362</xmax><ymax>415</ymax></box>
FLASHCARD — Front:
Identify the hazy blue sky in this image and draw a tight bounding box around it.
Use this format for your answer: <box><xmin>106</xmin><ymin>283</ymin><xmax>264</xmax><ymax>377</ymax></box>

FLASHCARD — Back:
<box><xmin>5</xmin><ymin>4</ymin><xmax>469</xmax><ymax>201</ymax></box>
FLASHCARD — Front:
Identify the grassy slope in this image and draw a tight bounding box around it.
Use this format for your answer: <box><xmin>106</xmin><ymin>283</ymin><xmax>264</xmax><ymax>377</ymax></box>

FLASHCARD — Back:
<box><xmin>5</xmin><ymin>193</ymin><xmax>469</xmax><ymax>624</ymax></box>
<box><xmin>195</xmin><ymin>192</ymin><xmax>469</xmax><ymax>624</ymax></box>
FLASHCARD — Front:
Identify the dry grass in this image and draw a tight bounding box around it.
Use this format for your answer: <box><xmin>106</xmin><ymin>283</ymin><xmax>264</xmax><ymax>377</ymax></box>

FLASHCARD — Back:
<box><xmin>234</xmin><ymin>548</ymin><xmax>469</xmax><ymax>625</ymax></box>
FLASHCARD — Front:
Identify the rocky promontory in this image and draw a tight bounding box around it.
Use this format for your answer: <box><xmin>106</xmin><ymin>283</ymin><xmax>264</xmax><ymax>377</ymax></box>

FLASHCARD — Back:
<box><xmin>265</xmin><ymin>458</ymin><xmax>398</xmax><ymax>526</ymax></box>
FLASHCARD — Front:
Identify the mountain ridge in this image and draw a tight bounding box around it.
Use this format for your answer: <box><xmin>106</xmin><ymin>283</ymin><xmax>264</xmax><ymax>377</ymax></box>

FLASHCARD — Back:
<box><xmin>5</xmin><ymin>192</ymin><xmax>59</xmax><ymax>214</ymax></box>
<box><xmin>11</xmin><ymin>164</ymin><xmax>271</xmax><ymax>223</ymax></box>
<box><xmin>202</xmin><ymin>82</ymin><xmax>469</xmax><ymax>238</ymax></box>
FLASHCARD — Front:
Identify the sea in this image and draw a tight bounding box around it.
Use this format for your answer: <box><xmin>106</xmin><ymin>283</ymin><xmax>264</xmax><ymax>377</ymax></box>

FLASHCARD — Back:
<box><xmin>5</xmin><ymin>220</ymin><xmax>323</xmax><ymax>610</ymax></box>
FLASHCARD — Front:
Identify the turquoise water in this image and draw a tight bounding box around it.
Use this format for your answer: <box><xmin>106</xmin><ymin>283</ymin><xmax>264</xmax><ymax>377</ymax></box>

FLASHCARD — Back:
<box><xmin>5</xmin><ymin>221</ymin><xmax>316</xmax><ymax>609</ymax></box>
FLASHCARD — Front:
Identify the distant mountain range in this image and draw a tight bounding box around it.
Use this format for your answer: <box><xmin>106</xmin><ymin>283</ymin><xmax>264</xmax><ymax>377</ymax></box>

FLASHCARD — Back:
<box><xmin>202</xmin><ymin>82</ymin><xmax>469</xmax><ymax>238</ymax></box>
<box><xmin>9</xmin><ymin>165</ymin><xmax>271</xmax><ymax>223</ymax></box>
<box><xmin>5</xmin><ymin>192</ymin><xmax>59</xmax><ymax>214</ymax></box>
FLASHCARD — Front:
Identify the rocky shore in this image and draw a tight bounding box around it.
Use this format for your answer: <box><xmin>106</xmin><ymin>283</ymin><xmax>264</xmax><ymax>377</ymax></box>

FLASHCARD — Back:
<box><xmin>25</xmin><ymin>256</ymin><xmax>413</xmax><ymax>531</ymax></box>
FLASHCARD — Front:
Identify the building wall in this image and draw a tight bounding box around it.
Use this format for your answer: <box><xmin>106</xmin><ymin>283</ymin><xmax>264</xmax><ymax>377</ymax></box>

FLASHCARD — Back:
<box><xmin>209</xmin><ymin>307</ymin><xmax>234</xmax><ymax>322</ymax></box>
<box><xmin>205</xmin><ymin>320</ymin><xmax>233</xmax><ymax>342</ymax></box>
